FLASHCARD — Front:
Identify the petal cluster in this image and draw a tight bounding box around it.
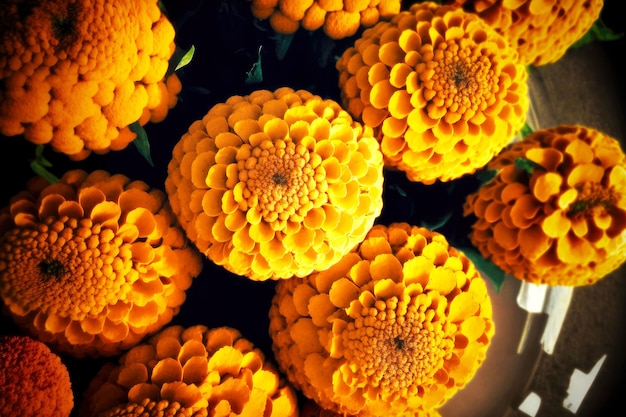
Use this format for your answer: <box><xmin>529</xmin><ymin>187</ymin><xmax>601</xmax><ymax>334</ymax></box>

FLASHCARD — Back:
<box><xmin>247</xmin><ymin>0</ymin><xmax>402</xmax><ymax>39</ymax></box>
<box><xmin>269</xmin><ymin>222</ymin><xmax>494</xmax><ymax>416</ymax></box>
<box><xmin>0</xmin><ymin>169</ymin><xmax>203</xmax><ymax>357</ymax></box>
<box><xmin>443</xmin><ymin>0</ymin><xmax>604</xmax><ymax>66</ymax></box>
<box><xmin>78</xmin><ymin>325</ymin><xmax>298</xmax><ymax>417</ymax></box>
<box><xmin>0</xmin><ymin>0</ymin><xmax>181</xmax><ymax>160</ymax></box>
<box><xmin>0</xmin><ymin>334</ymin><xmax>74</xmax><ymax>417</ymax></box>
<box><xmin>464</xmin><ymin>125</ymin><xmax>626</xmax><ymax>286</ymax></box>
<box><xmin>336</xmin><ymin>1</ymin><xmax>529</xmax><ymax>184</ymax></box>
<box><xmin>165</xmin><ymin>87</ymin><xmax>385</xmax><ymax>281</ymax></box>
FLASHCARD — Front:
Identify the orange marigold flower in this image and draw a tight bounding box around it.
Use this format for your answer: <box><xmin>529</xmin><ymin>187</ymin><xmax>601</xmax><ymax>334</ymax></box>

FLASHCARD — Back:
<box><xmin>443</xmin><ymin>0</ymin><xmax>604</xmax><ymax>66</ymax></box>
<box><xmin>247</xmin><ymin>0</ymin><xmax>401</xmax><ymax>39</ymax></box>
<box><xmin>78</xmin><ymin>325</ymin><xmax>299</xmax><ymax>417</ymax></box>
<box><xmin>336</xmin><ymin>1</ymin><xmax>529</xmax><ymax>184</ymax></box>
<box><xmin>0</xmin><ymin>0</ymin><xmax>181</xmax><ymax>160</ymax></box>
<box><xmin>0</xmin><ymin>169</ymin><xmax>203</xmax><ymax>357</ymax></box>
<box><xmin>165</xmin><ymin>87</ymin><xmax>385</xmax><ymax>281</ymax></box>
<box><xmin>0</xmin><ymin>334</ymin><xmax>74</xmax><ymax>417</ymax></box>
<box><xmin>269</xmin><ymin>222</ymin><xmax>494</xmax><ymax>416</ymax></box>
<box><xmin>300</xmin><ymin>397</ymin><xmax>442</xmax><ymax>417</ymax></box>
<box><xmin>464</xmin><ymin>125</ymin><xmax>626</xmax><ymax>286</ymax></box>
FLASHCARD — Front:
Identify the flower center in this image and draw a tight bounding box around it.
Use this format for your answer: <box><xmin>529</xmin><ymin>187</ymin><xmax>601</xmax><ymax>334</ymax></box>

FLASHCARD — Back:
<box><xmin>569</xmin><ymin>181</ymin><xmax>618</xmax><ymax>216</ymax></box>
<box><xmin>0</xmin><ymin>216</ymin><xmax>133</xmax><ymax>320</ymax></box>
<box><xmin>341</xmin><ymin>295</ymin><xmax>453</xmax><ymax>400</ymax></box>
<box><xmin>51</xmin><ymin>2</ymin><xmax>81</xmax><ymax>48</ymax></box>
<box><xmin>424</xmin><ymin>40</ymin><xmax>492</xmax><ymax>119</ymax></box>
<box><xmin>242</xmin><ymin>140</ymin><xmax>319</xmax><ymax>225</ymax></box>
<box><xmin>38</xmin><ymin>259</ymin><xmax>65</xmax><ymax>282</ymax></box>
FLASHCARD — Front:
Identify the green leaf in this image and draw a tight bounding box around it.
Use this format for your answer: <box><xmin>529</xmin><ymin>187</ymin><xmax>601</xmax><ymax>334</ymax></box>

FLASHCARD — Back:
<box><xmin>130</xmin><ymin>122</ymin><xmax>154</xmax><ymax>167</ymax></box>
<box><xmin>514</xmin><ymin>157</ymin><xmax>543</xmax><ymax>175</ymax></box>
<box><xmin>245</xmin><ymin>46</ymin><xmax>264</xmax><ymax>84</ymax></box>
<box><xmin>157</xmin><ymin>0</ymin><xmax>168</xmax><ymax>16</ymax></box>
<box><xmin>421</xmin><ymin>211</ymin><xmax>453</xmax><ymax>231</ymax></box>
<box><xmin>29</xmin><ymin>145</ymin><xmax>59</xmax><ymax>183</ymax></box>
<box><xmin>459</xmin><ymin>247</ymin><xmax>506</xmax><ymax>293</ymax></box>
<box><xmin>175</xmin><ymin>45</ymin><xmax>195</xmax><ymax>71</ymax></box>
<box><xmin>274</xmin><ymin>33</ymin><xmax>295</xmax><ymax>61</ymax></box>
<box><xmin>571</xmin><ymin>19</ymin><xmax>623</xmax><ymax>49</ymax></box>
<box><xmin>476</xmin><ymin>167</ymin><xmax>497</xmax><ymax>185</ymax></box>
<box><xmin>520</xmin><ymin>122</ymin><xmax>534</xmax><ymax>138</ymax></box>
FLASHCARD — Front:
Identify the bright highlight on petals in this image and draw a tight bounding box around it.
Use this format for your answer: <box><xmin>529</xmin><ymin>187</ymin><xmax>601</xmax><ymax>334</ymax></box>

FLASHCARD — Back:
<box><xmin>269</xmin><ymin>222</ymin><xmax>494</xmax><ymax>416</ymax></box>
<box><xmin>166</xmin><ymin>87</ymin><xmax>385</xmax><ymax>281</ymax></box>
<box><xmin>78</xmin><ymin>325</ymin><xmax>298</xmax><ymax>417</ymax></box>
<box><xmin>336</xmin><ymin>1</ymin><xmax>529</xmax><ymax>184</ymax></box>
<box><xmin>0</xmin><ymin>169</ymin><xmax>203</xmax><ymax>357</ymax></box>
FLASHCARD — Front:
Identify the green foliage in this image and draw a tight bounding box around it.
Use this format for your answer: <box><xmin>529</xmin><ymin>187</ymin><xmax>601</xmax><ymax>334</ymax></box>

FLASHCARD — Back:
<box><xmin>515</xmin><ymin>157</ymin><xmax>544</xmax><ymax>175</ymax></box>
<box><xmin>460</xmin><ymin>247</ymin><xmax>506</xmax><ymax>293</ymax></box>
<box><xmin>130</xmin><ymin>122</ymin><xmax>154</xmax><ymax>167</ymax></box>
<box><xmin>571</xmin><ymin>19</ymin><xmax>623</xmax><ymax>49</ymax></box>
<box><xmin>168</xmin><ymin>44</ymin><xmax>195</xmax><ymax>76</ymax></box>
<box><xmin>245</xmin><ymin>46</ymin><xmax>264</xmax><ymax>84</ymax></box>
<box><xmin>29</xmin><ymin>145</ymin><xmax>59</xmax><ymax>184</ymax></box>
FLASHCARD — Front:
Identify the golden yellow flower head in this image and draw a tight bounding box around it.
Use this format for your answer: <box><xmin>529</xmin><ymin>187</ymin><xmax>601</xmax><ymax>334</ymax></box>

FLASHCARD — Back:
<box><xmin>443</xmin><ymin>0</ymin><xmax>604</xmax><ymax>66</ymax></box>
<box><xmin>336</xmin><ymin>1</ymin><xmax>529</xmax><ymax>184</ymax></box>
<box><xmin>247</xmin><ymin>0</ymin><xmax>402</xmax><ymax>39</ymax></box>
<box><xmin>0</xmin><ymin>0</ymin><xmax>182</xmax><ymax>160</ymax></box>
<box><xmin>301</xmin><ymin>397</ymin><xmax>442</xmax><ymax>417</ymax></box>
<box><xmin>0</xmin><ymin>169</ymin><xmax>203</xmax><ymax>357</ymax></box>
<box><xmin>0</xmin><ymin>334</ymin><xmax>74</xmax><ymax>417</ymax></box>
<box><xmin>464</xmin><ymin>125</ymin><xmax>626</xmax><ymax>286</ymax></box>
<box><xmin>269</xmin><ymin>222</ymin><xmax>494</xmax><ymax>416</ymax></box>
<box><xmin>78</xmin><ymin>325</ymin><xmax>299</xmax><ymax>417</ymax></box>
<box><xmin>165</xmin><ymin>87</ymin><xmax>385</xmax><ymax>281</ymax></box>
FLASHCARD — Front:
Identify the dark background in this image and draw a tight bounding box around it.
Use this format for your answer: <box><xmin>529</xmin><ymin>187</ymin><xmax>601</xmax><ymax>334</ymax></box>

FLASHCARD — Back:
<box><xmin>1</xmin><ymin>0</ymin><xmax>624</xmax><ymax>415</ymax></box>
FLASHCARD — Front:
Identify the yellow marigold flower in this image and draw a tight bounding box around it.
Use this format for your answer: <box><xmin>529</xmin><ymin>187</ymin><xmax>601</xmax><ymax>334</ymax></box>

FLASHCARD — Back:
<box><xmin>336</xmin><ymin>1</ymin><xmax>529</xmax><ymax>184</ymax></box>
<box><xmin>247</xmin><ymin>0</ymin><xmax>401</xmax><ymax>39</ymax></box>
<box><xmin>464</xmin><ymin>125</ymin><xmax>626</xmax><ymax>286</ymax></box>
<box><xmin>165</xmin><ymin>87</ymin><xmax>385</xmax><ymax>281</ymax></box>
<box><xmin>301</xmin><ymin>397</ymin><xmax>442</xmax><ymax>417</ymax></box>
<box><xmin>92</xmin><ymin>398</ymin><xmax>208</xmax><ymax>417</ymax></box>
<box><xmin>78</xmin><ymin>325</ymin><xmax>299</xmax><ymax>417</ymax></box>
<box><xmin>0</xmin><ymin>334</ymin><xmax>74</xmax><ymax>417</ymax></box>
<box><xmin>0</xmin><ymin>0</ymin><xmax>181</xmax><ymax>160</ymax></box>
<box><xmin>443</xmin><ymin>0</ymin><xmax>604</xmax><ymax>66</ymax></box>
<box><xmin>0</xmin><ymin>169</ymin><xmax>203</xmax><ymax>357</ymax></box>
<box><xmin>269</xmin><ymin>222</ymin><xmax>494</xmax><ymax>416</ymax></box>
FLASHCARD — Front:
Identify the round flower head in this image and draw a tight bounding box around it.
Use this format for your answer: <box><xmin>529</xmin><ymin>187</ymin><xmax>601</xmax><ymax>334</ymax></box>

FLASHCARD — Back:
<box><xmin>0</xmin><ymin>0</ymin><xmax>182</xmax><ymax>160</ymax></box>
<box><xmin>0</xmin><ymin>334</ymin><xmax>74</xmax><ymax>417</ymax></box>
<box><xmin>78</xmin><ymin>325</ymin><xmax>299</xmax><ymax>417</ymax></box>
<box><xmin>443</xmin><ymin>0</ymin><xmax>604</xmax><ymax>66</ymax></box>
<box><xmin>269</xmin><ymin>222</ymin><xmax>494</xmax><ymax>416</ymax></box>
<box><xmin>300</xmin><ymin>397</ymin><xmax>442</xmax><ymax>417</ymax></box>
<box><xmin>464</xmin><ymin>125</ymin><xmax>626</xmax><ymax>286</ymax></box>
<box><xmin>247</xmin><ymin>0</ymin><xmax>402</xmax><ymax>39</ymax></box>
<box><xmin>0</xmin><ymin>169</ymin><xmax>203</xmax><ymax>357</ymax></box>
<box><xmin>165</xmin><ymin>87</ymin><xmax>385</xmax><ymax>281</ymax></box>
<box><xmin>336</xmin><ymin>1</ymin><xmax>529</xmax><ymax>184</ymax></box>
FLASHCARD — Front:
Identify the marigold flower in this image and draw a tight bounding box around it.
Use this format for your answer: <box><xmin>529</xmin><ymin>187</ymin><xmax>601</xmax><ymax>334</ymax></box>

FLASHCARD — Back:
<box><xmin>336</xmin><ymin>1</ymin><xmax>529</xmax><ymax>184</ymax></box>
<box><xmin>78</xmin><ymin>325</ymin><xmax>299</xmax><ymax>417</ymax></box>
<box><xmin>269</xmin><ymin>222</ymin><xmax>494</xmax><ymax>416</ymax></box>
<box><xmin>0</xmin><ymin>169</ymin><xmax>203</xmax><ymax>357</ymax></box>
<box><xmin>464</xmin><ymin>125</ymin><xmax>626</xmax><ymax>286</ymax></box>
<box><xmin>300</xmin><ymin>397</ymin><xmax>442</xmax><ymax>417</ymax></box>
<box><xmin>0</xmin><ymin>334</ymin><xmax>74</xmax><ymax>417</ymax></box>
<box><xmin>0</xmin><ymin>0</ymin><xmax>181</xmax><ymax>160</ymax></box>
<box><xmin>165</xmin><ymin>87</ymin><xmax>385</xmax><ymax>281</ymax></box>
<box><xmin>443</xmin><ymin>0</ymin><xmax>604</xmax><ymax>66</ymax></box>
<box><xmin>247</xmin><ymin>0</ymin><xmax>401</xmax><ymax>39</ymax></box>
